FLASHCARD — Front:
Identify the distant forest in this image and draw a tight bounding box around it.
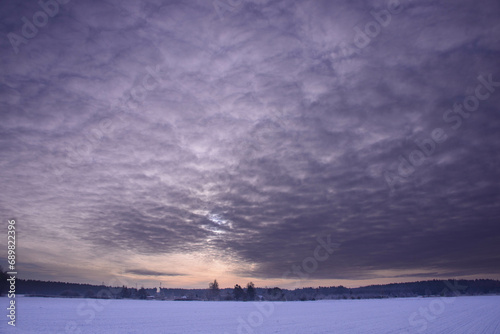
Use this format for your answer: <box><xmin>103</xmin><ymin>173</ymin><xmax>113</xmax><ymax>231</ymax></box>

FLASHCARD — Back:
<box><xmin>1</xmin><ymin>268</ymin><xmax>500</xmax><ymax>302</ymax></box>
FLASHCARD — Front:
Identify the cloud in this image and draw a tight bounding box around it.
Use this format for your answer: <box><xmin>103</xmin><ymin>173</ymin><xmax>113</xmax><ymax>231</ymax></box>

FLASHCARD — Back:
<box><xmin>125</xmin><ymin>269</ymin><xmax>186</xmax><ymax>277</ymax></box>
<box><xmin>0</xmin><ymin>0</ymin><xmax>499</xmax><ymax>286</ymax></box>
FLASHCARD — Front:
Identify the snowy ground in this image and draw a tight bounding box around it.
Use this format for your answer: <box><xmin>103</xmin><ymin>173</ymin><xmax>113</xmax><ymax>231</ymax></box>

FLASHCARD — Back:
<box><xmin>1</xmin><ymin>295</ymin><xmax>499</xmax><ymax>333</ymax></box>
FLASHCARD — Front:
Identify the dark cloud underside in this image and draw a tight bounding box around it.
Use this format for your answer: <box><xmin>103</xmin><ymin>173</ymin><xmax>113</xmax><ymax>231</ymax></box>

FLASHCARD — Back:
<box><xmin>1</xmin><ymin>0</ymin><xmax>499</xmax><ymax>284</ymax></box>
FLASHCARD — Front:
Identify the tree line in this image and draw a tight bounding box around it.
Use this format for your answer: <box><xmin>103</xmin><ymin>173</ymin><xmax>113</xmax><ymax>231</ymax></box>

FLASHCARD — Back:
<box><xmin>2</xmin><ymin>267</ymin><xmax>500</xmax><ymax>301</ymax></box>
<box><xmin>208</xmin><ymin>280</ymin><xmax>257</xmax><ymax>301</ymax></box>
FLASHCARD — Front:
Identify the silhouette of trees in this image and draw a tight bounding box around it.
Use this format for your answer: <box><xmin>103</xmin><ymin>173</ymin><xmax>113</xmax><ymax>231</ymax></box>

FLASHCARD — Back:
<box><xmin>233</xmin><ymin>284</ymin><xmax>245</xmax><ymax>301</ymax></box>
<box><xmin>84</xmin><ymin>290</ymin><xmax>96</xmax><ymax>298</ymax></box>
<box><xmin>137</xmin><ymin>287</ymin><xmax>148</xmax><ymax>299</ymax></box>
<box><xmin>60</xmin><ymin>290</ymin><xmax>80</xmax><ymax>297</ymax></box>
<box><xmin>208</xmin><ymin>279</ymin><xmax>220</xmax><ymax>300</ymax></box>
<box><xmin>246</xmin><ymin>282</ymin><xmax>256</xmax><ymax>301</ymax></box>
<box><xmin>266</xmin><ymin>287</ymin><xmax>285</xmax><ymax>301</ymax></box>
<box><xmin>0</xmin><ymin>266</ymin><xmax>8</xmax><ymax>296</ymax></box>
<box><xmin>120</xmin><ymin>285</ymin><xmax>131</xmax><ymax>299</ymax></box>
<box><xmin>3</xmin><ymin>276</ymin><xmax>499</xmax><ymax>301</ymax></box>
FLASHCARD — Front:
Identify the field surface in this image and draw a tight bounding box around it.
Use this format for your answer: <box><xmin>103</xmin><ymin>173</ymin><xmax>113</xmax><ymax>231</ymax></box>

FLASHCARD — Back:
<box><xmin>1</xmin><ymin>295</ymin><xmax>499</xmax><ymax>333</ymax></box>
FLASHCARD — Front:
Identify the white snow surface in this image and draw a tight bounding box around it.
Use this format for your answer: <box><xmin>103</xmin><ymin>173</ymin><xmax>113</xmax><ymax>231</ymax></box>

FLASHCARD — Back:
<box><xmin>1</xmin><ymin>295</ymin><xmax>500</xmax><ymax>333</ymax></box>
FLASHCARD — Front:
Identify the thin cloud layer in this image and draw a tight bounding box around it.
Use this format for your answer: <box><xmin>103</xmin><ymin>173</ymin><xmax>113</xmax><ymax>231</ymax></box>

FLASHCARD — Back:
<box><xmin>1</xmin><ymin>0</ymin><xmax>499</xmax><ymax>287</ymax></box>
<box><xmin>125</xmin><ymin>269</ymin><xmax>186</xmax><ymax>277</ymax></box>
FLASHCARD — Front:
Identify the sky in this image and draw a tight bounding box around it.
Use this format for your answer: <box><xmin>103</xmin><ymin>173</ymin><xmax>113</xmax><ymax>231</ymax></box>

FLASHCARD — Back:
<box><xmin>1</xmin><ymin>0</ymin><xmax>499</xmax><ymax>290</ymax></box>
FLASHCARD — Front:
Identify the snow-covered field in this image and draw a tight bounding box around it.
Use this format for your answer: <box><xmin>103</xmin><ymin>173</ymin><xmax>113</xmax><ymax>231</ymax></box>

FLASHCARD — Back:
<box><xmin>1</xmin><ymin>295</ymin><xmax>499</xmax><ymax>333</ymax></box>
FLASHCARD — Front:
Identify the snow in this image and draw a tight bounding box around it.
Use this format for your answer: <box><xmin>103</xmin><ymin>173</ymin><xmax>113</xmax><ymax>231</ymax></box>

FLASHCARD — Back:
<box><xmin>1</xmin><ymin>295</ymin><xmax>499</xmax><ymax>333</ymax></box>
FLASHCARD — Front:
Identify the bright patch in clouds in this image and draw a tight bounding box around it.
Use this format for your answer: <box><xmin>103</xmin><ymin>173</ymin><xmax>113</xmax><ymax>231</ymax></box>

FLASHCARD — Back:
<box><xmin>0</xmin><ymin>0</ymin><xmax>499</xmax><ymax>288</ymax></box>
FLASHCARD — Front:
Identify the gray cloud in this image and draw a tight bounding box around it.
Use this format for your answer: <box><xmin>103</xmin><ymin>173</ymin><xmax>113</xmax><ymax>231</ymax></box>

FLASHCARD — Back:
<box><xmin>1</xmin><ymin>0</ymin><xmax>499</xmax><ymax>285</ymax></box>
<box><xmin>125</xmin><ymin>269</ymin><xmax>186</xmax><ymax>277</ymax></box>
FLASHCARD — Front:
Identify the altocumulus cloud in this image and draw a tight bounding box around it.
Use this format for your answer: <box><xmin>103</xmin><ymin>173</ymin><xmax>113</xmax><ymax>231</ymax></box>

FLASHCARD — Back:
<box><xmin>0</xmin><ymin>0</ymin><xmax>499</xmax><ymax>286</ymax></box>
